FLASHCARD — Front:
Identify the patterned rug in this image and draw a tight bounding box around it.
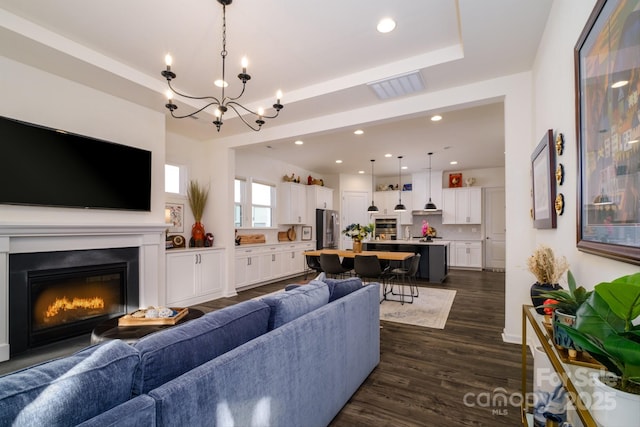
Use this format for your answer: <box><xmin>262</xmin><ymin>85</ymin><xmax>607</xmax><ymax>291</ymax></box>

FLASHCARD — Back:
<box><xmin>379</xmin><ymin>287</ymin><xmax>457</xmax><ymax>329</ymax></box>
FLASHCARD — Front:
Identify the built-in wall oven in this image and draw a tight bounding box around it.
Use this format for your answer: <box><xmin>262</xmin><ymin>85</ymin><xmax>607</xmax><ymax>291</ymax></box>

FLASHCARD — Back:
<box><xmin>374</xmin><ymin>216</ymin><xmax>398</xmax><ymax>240</ymax></box>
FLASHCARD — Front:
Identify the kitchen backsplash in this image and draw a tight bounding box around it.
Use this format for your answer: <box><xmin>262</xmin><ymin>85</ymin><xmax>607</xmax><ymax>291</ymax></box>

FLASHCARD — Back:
<box><xmin>405</xmin><ymin>215</ymin><xmax>482</xmax><ymax>241</ymax></box>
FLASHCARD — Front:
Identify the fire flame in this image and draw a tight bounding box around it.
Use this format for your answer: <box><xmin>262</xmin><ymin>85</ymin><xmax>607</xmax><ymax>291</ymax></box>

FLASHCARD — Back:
<box><xmin>45</xmin><ymin>297</ymin><xmax>105</xmax><ymax>318</ymax></box>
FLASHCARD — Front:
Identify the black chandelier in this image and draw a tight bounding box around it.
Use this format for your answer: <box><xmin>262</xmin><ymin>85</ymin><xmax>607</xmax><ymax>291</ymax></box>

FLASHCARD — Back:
<box><xmin>161</xmin><ymin>0</ymin><xmax>283</xmax><ymax>132</ymax></box>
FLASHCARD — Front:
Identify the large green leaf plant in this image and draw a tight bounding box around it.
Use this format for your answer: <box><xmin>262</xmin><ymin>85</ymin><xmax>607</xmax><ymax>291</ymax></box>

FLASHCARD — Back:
<box><xmin>560</xmin><ymin>273</ymin><xmax>640</xmax><ymax>394</ymax></box>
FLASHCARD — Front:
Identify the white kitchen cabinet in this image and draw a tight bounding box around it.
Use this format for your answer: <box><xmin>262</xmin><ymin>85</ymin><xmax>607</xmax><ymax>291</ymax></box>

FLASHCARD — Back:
<box><xmin>166</xmin><ymin>248</ymin><xmax>224</xmax><ymax>306</ymax></box>
<box><xmin>442</xmin><ymin>188</ymin><xmax>482</xmax><ymax>224</ymax></box>
<box><xmin>307</xmin><ymin>185</ymin><xmax>333</xmax><ymax>210</ymax></box>
<box><xmin>278</xmin><ymin>182</ymin><xmax>308</xmax><ymax>225</ymax></box>
<box><xmin>374</xmin><ymin>190</ymin><xmax>411</xmax><ymax>216</ymax></box>
<box><xmin>260</xmin><ymin>246</ymin><xmax>282</xmax><ymax>281</ymax></box>
<box><xmin>451</xmin><ymin>241</ymin><xmax>482</xmax><ymax>269</ymax></box>
<box><xmin>235</xmin><ymin>242</ymin><xmax>311</xmax><ymax>289</ymax></box>
<box><xmin>235</xmin><ymin>248</ymin><xmax>261</xmax><ymax>288</ymax></box>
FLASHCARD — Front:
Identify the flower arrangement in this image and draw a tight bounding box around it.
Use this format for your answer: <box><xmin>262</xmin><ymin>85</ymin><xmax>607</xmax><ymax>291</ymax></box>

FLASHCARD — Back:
<box><xmin>421</xmin><ymin>220</ymin><xmax>436</xmax><ymax>237</ymax></box>
<box><xmin>527</xmin><ymin>245</ymin><xmax>569</xmax><ymax>284</ymax></box>
<box><xmin>342</xmin><ymin>223</ymin><xmax>374</xmax><ymax>241</ymax></box>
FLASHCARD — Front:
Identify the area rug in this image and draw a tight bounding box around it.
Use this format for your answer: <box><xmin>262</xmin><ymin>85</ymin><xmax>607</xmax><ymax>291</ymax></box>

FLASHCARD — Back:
<box><xmin>379</xmin><ymin>288</ymin><xmax>457</xmax><ymax>329</ymax></box>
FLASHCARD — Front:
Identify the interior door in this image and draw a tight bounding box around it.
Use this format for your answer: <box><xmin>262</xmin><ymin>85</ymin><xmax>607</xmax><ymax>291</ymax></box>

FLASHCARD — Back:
<box><xmin>484</xmin><ymin>187</ymin><xmax>506</xmax><ymax>270</ymax></box>
<box><xmin>341</xmin><ymin>191</ymin><xmax>369</xmax><ymax>249</ymax></box>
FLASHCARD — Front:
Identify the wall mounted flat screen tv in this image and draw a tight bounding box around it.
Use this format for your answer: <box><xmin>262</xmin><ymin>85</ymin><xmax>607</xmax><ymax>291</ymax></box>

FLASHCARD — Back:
<box><xmin>0</xmin><ymin>116</ymin><xmax>152</xmax><ymax>211</ymax></box>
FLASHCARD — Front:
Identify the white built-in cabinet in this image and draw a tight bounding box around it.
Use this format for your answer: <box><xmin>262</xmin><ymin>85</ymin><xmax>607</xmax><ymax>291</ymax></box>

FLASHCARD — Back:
<box><xmin>235</xmin><ymin>247</ymin><xmax>262</xmax><ymax>288</ymax></box>
<box><xmin>450</xmin><ymin>241</ymin><xmax>482</xmax><ymax>269</ymax></box>
<box><xmin>374</xmin><ymin>190</ymin><xmax>412</xmax><ymax>223</ymax></box>
<box><xmin>234</xmin><ymin>241</ymin><xmax>314</xmax><ymax>289</ymax></box>
<box><xmin>166</xmin><ymin>248</ymin><xmax>224</xmax><ymax>306</ymax></box>
<box><xmin>307</xmin><ymin>185</ymin><xmax>333</xmax><ymax>210</ymax></box>
<box><xmin>442</xmin><ymin>187</ymin><xmax>482</xmax><ymax>224</ymax></box>
<box><xmin>278</xmin><ymin>182</ymin><xmax>308</xmax><ymax>225</ymax></box>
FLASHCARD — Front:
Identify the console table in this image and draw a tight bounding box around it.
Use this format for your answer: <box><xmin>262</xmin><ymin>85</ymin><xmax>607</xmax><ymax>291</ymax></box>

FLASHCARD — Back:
<box><xmin>521</xmin><ymin>305</ymin><xmax>598</xmax><ymax>426</ymax></box>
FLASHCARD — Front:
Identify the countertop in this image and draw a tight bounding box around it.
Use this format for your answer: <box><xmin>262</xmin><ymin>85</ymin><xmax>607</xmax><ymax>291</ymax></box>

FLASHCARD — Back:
<box><xmin>366</xmin><ymin>239</ymin><xmax>451</xmax><ymax>246</ymax></box>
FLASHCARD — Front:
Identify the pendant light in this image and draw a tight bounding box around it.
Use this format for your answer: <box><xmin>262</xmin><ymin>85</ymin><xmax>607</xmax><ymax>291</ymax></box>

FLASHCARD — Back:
<box><xmin>367</xmin><ymin>159</ymin><xmax>379</xmax><ymax>212</ymax></box>
<box><xmin>394</xmin><ymin>156</ymin><xmax>406</xmax><ymax>212</ymax></box>
<box><xmin>424</xmin><ymin>152</ymin><xmax>438</xmax><ymax>210</ymax></box>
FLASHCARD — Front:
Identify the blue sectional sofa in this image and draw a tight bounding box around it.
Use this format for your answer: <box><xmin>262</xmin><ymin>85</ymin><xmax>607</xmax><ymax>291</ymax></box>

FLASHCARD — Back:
<box><xmin>0</xmin><ymin>277</ymin><xmax>380</xmax><ymax>427</ymax></box>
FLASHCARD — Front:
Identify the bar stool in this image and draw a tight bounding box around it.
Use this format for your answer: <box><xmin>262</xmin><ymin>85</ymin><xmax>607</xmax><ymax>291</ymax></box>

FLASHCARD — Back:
<box><xmin>387</xmin><ymin>254</ymin><xmax>420</xmax><ymax>304</ymax></box>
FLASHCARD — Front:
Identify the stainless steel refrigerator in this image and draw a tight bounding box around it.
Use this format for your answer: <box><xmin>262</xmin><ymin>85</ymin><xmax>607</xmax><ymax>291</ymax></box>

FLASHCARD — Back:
<box><xmin>316</xmin><ymin>209</ymin><xmax>339</xmax><ymax>249</ymax></box>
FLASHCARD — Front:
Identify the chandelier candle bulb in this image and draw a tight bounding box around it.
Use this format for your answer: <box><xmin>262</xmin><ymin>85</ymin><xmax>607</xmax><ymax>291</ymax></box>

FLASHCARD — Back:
<box><xmin>241</xmin><ymin>56</ymin><xmax>248</xmax><ymax>73</ymax></box>
<box><xmin>165</xmin><ymin>54</ymin><xmax>172</xmax><ymax>67</ymax></box>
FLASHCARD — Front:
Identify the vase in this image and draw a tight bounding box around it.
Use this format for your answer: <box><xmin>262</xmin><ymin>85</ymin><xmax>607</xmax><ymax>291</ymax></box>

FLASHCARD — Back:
<box><xmin>352</xmin><ymin>240</ymin><xmax>363</xmax><ymax>253</ymax></box>
<box><xmin>552</xmin><ymin>309</ymin><xmax>576</xmax><ymax>350</ymax></box>
<box><xmin>591</xmin><ymin>373</ymin><xmax>640</xmax><ymax>427</ymax></box>
<box><xmin>530</xmin><ymin>282</ymin><xmax>561</xmax><ymax>315</ymax></box>
<box><xmin>191</xmin><ymin>221</ymin><xmax>205</xmax><ymax>247</ymax></box>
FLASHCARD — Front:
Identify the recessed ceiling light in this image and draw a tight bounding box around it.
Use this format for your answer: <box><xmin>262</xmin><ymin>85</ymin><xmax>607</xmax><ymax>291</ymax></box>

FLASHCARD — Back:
<box><xmin>450</xmin><ymin>161</ymin><xmax>458</xmax><ymax>165</ymax></box>
<box><xmin>384</xmin><ymin>153</ymin><xmax>392</xmax><ymax>158</ymax></box>
<box><xmin>294</xmin><ymin>140</ymin><xmax>304</xmax><ymax>145</ymax></box>
<box><xmin>214</xmin><ymin>79</ymin><xmax>229</xmax><ymax>88</ymax></box>
<box><xmin>354</xmin><ymin>129</ymin><xmax>364</xmax><ymax>135</ymax></box>
<box><xmin>377</xmin><ymin>18</ymin><xmax>396</xmax><ymax>33</ymax></box>
<box><xmin>401</xmin><ymin>166</ymin><xmax>408</xmax><ymax>170</ymax></box>
<box><xmin>336</xmin><ymin>160</ymin><xmax>343</xmax><ymax>164</ymax></box>
<box><xmin>611</xmin><ymin>80</ymin><xmax>628</xmax><ymax>88</ymax></box>
<box><xmin>630</xmin><ymin>139</ymin><xmax>639</xmax><ymax>144</ymax></box>
<box><xmin>358</xmin><ymin>170</ymin><xmax>365</xmax><ymax>174</ymax></box>
<box><xmin>431</xmin><ymin>115</ymin><xmax>442</xmax><ymax>121</ymax></box>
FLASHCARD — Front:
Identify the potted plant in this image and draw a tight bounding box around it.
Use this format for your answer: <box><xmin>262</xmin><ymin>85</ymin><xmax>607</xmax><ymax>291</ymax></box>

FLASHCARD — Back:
<box><xmin>526</xmin><ymin>245</ymin><xmax>569</xmax><ymax>314</ymax></box>
<box><xmin>539</xmin><ymin>270</ymin><xmax>592</xmax><ymax>350</ymax></box>
<box><xmin>342</xmin><ymin>223</ymin><xmax>373</xmax><ymax>253</ymax></box>
<box><xmin>560</xmin><ymin>273</ymin><xmax>640</xmax><ymax>426</ymax></box>
<box><xmin>187</xmin><ymin>180</ymin><xmax>209</xmax><ymax>247</ymax></box>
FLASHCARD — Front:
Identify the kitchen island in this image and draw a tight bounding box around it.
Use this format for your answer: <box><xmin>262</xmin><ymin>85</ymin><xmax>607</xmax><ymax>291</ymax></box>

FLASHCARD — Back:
<box><xmin>363</xmin><ymin>239</ymin><xmax>450</xmax><ymax>283</ymax></box>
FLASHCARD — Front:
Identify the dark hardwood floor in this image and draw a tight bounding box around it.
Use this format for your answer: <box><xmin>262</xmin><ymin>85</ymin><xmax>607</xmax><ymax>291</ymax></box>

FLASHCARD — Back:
<box><xmin>199</xmin><ymin>269</ymin><xmax>529</xmax><ymax>427</ymax></box>
<box><xmin>0</xmin><ymin>269</ymin><xmax>530</xmax><ymax>426</ymax></box>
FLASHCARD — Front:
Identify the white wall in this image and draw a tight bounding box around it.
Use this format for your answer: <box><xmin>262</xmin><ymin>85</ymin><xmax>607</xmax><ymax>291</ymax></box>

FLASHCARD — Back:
<box><xmin>503</xmin><ymin>0</ymin><xmax>639</xmax><ymax>342</ymax></box>
<box><xmin>0</xmin><ymin>56</ymin><xmax>165</xmax><ymax>225</ymax></box>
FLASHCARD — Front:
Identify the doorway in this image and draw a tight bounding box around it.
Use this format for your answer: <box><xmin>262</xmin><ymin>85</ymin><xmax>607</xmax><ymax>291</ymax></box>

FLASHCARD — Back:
<box><xmin>484</xmin><ymin>187</ymin><xmax>506</xmax><ymax>270</ymax></box>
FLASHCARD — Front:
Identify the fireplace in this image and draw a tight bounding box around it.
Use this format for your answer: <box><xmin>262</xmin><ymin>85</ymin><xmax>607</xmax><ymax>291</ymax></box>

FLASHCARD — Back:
<box><xmin>9</xmin><ymin>247</ymin><xmax>139</xmax><ymax>355</ymax></box>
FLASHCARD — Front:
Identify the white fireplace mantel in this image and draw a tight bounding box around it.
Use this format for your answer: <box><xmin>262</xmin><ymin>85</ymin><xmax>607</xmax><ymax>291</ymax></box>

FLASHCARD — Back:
<box><xmin>0</xmin><ymin>222</ymin><xmax>168</xmax><ymax>362</ymax></box>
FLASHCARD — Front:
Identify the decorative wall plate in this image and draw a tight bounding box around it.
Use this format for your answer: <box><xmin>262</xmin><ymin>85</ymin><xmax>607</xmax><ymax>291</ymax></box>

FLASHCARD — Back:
<box><xmin>556</xmin><ymin>133</ymin><xmax>564</xmax><ymax>155</ymax></box>
<box><xmin>555</xmin><ymin>194</ymin><xmax>564</xmax><ymax>215</ymax></box>
<box><xmin>556</xmin><ymin>163</ymin><xmax>564</xmax><ymax>185</ymax></box>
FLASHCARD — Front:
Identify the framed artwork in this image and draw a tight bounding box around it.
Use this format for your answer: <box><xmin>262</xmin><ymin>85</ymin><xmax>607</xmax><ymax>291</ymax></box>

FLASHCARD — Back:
<box><xmin>531</xmin><ymin>129</ymin><xmax>557</xmax><ymax>229</ymax></box>
<box><xmin>575</xmin><ymin>0</ymin><xmax>640</xmax><ymax>264</ymax></box>
<box><xmin>301</xmin><ymin>226</ymin><xmax>312</xmax><ymax>241</ymax></box>
<box><xmin>448</xmin><ymin>173</ymin><xmax>462</xmax><ymax>188</ymax></box>
<box><xmin>165</xmin><ymin>203</ymin><xmax>184</xmax><ymax>233</ymax></box>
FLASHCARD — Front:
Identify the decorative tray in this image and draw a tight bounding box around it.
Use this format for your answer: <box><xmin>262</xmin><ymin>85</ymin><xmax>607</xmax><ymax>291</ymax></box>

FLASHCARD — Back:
<box><xmin>118</xmin><ymin>307</ymin><xmax>188</xmax><ymax>326</ymax></box>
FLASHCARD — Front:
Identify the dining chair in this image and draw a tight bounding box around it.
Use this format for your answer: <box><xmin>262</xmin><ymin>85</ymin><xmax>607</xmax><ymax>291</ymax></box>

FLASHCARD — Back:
<box><xmin>305</xmin><ymin>255</ymin><xmax>323</xmax><ymax>279</ymax></box>
<box><xmin>319</xmin><ymin>253</ymin><xmax>351</xmax><ymax>278</ymax></box>
<box><xmin>354</xmin><ymin>255</ymin><xmax>391</xmax><ymax>286</ymax></box>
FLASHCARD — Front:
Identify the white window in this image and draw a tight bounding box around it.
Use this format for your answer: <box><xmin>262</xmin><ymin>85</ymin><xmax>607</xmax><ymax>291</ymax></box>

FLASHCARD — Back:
<box><xmin>165</xmin><ymin>163</ymin><xmax>187</xmax><ymax>195</ymax></box>
<box><xmin>234</xmin><ymin>178</ymin><xmax>245</xmax><ymax>228</ymax></box>
<box><xmin>251</xmin><ymin>182</ymin><xmax>274</xmax><ymax>227</ymax></box>
<box><xmin>235</xmin><ymin>178</ymin><xmax>275</xmax><ymax>228</ymax></box>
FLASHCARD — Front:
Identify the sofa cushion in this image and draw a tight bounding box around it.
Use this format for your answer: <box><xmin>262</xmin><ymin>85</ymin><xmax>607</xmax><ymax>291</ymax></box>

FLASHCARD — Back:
<box><xmin>321</xmin><ymin>277</ymin><xmax>363</xmax><ymax>302</ymax></box>
<box><xmin>0</xmin><ymin>340</ymin><xmax>140</xmax><ymax>426</ymax></box>
<box><xmin>131</xmin><ymin>299</ymin><xmax>270</xmax><ymax>395</ymax></box>
<box><xmin>262</xmin><ymin>281</ymin><xmax>329</xmax><ymax>329</ymax></box>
